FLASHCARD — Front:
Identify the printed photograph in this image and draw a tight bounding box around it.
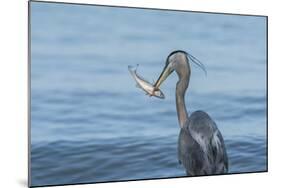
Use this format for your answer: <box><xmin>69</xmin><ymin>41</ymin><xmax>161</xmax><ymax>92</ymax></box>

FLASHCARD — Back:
<box><xmin>29</xmin><ymin>1</ymin><xmax>267</xmax><ymax>187</ymax></box>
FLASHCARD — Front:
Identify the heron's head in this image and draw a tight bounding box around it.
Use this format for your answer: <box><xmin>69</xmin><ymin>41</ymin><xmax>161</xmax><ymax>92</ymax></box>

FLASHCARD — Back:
<box><xmin>154</xmin><ymin>50</ymin><xmax>191</xmax><ymax>89</ymax></box>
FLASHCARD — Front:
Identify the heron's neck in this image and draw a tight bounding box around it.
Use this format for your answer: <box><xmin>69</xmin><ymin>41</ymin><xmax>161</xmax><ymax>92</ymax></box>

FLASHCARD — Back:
<box><xmin>176</xmin><ymin>77</ymin><xmax>189</xmax><ymax>129</ymax></box>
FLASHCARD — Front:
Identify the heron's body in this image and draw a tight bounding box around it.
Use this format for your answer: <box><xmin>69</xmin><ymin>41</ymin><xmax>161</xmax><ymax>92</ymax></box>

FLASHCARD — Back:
<box><xmin>154</xmin><ymin>50</ymin><xmax>228</xmax><ymax>176</ymax></box>
<box><xmin>178</xmin><ymin>111</ymin><xmax>228</xmax><ymax>175</ymax></box>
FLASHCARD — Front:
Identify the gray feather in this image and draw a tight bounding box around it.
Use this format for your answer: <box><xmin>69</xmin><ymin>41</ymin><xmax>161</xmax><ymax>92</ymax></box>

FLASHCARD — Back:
<box><xmin>178</xmin><ymin>111</ymin><xmax>228</xmax><ymax>175</ymax></box>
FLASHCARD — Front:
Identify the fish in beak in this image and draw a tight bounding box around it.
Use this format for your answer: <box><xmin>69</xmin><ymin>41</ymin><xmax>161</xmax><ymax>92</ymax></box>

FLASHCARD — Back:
<box><xmin>154</xmin><ymin>63</ymin><xmax>173</xmax><ymax>89</ymax></box>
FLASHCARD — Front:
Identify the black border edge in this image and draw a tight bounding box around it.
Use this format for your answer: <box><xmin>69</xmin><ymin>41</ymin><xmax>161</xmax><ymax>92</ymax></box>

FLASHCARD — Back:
<box><xmin>29</xmin><ymin>0</ymin><xmax>268</xmax><ymax>18</ymax></box>
<box><xmin>28</xmin><ymin>0</ymin><xmax>269</xmax><ymax>187</ymax></box>
<box><xmin>30</xmin><ymin>171</ymin><xmax>268</xmax><ymax>188</ymax></box>
<box><xmin>28</xmin><ymin>1</ymin><xmax>31</xmax><ymax>187</ymax></box>
<box><xmin>265</xmin><ymin>16</ymin><xmax>269</xmax><ymax>172</ymax></box>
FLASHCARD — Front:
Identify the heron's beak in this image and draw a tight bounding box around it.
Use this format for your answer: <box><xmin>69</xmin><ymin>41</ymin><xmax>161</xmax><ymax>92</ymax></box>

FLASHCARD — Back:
<box><xmin>154</xmin><ymin>64</ymin><xmax>173</xmax><ymax>89</ymax></box>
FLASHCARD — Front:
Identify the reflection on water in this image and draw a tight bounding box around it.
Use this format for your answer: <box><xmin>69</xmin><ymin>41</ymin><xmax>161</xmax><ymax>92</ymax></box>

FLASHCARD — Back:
<box><xmin>30</xmin><ymin>2</ymin><xmax>267</xmax><ymax>187</ymax></box>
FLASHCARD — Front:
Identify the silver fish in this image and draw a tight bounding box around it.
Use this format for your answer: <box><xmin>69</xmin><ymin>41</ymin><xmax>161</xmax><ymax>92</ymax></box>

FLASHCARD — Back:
<box><xmin>128</xmin><ymin>65</ymin><xmax>165</xmax><ymax>99</ymax></box>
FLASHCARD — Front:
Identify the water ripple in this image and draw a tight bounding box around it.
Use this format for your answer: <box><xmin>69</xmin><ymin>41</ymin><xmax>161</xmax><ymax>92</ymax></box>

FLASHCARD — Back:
<box><xmin>31</xmin><ymin>135</ymin><xmax>266</xmax><ymax>186</ymax></box>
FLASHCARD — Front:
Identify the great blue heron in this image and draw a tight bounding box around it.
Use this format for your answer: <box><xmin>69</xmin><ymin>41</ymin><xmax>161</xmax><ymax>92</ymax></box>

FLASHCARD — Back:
<box><xmin>154</xmin><ymin>50</ymin><xmax>228</xmax><ymax>176</ymax></box>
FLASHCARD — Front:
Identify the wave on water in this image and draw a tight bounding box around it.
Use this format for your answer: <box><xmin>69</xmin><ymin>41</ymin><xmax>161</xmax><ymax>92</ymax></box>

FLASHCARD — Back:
<box><xmin>31</xmin><ymin>135</ymin><xmax>267</xmax><ymax>186</ymax></box>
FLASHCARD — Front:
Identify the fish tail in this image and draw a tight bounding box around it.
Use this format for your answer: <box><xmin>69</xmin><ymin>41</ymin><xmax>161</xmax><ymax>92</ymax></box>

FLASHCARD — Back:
<box><xmin>128</xmin><ymin>64</ymin><xmax>139</xmax><ymax>75</ymax></box>
<box><xmin>128</xmin><ymin>65</ymin><xmax>135</xmax><ymax>75</ymax></box>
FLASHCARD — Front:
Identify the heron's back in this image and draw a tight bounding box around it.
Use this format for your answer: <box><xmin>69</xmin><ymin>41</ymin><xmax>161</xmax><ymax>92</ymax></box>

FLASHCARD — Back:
<box><xmin>178</xmin><ymin>110</ymin><xmax>228</xmax><ymax>176</ymax></box>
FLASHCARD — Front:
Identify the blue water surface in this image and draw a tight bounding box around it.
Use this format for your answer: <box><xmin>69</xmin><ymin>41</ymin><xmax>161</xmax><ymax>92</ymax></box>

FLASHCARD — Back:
<box><xmin>30</xmin><ymin>2</ymin><xmax>267</xmax><ymax>187</ymax></box>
